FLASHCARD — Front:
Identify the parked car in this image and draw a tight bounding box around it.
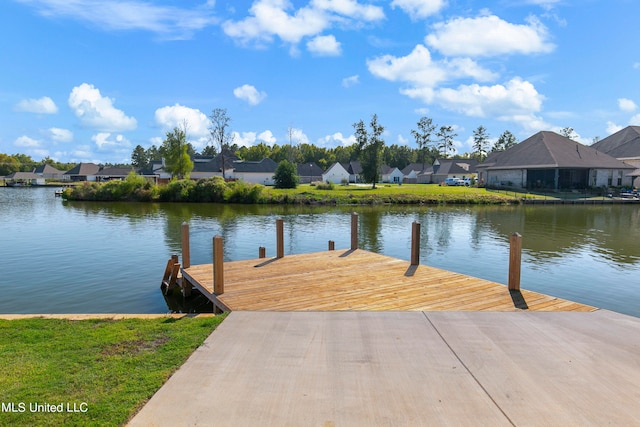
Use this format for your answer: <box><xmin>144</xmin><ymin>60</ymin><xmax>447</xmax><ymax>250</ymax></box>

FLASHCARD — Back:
<box><xmin>441</xmin><ymin>177</ymin><xmax>465</xmax><ymax>186</ymax></box>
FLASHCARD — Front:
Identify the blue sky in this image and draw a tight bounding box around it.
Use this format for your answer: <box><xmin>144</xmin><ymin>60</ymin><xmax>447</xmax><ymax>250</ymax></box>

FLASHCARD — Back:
<box><xmin>2</xmin><ymin>0</ymin><xmax>639</xmax><ymax>164</ymax></box>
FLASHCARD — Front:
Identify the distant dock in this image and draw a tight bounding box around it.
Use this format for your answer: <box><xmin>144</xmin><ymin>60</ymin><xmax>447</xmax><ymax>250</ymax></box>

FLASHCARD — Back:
<box><xmin>167</xmin><ymin>214</ymin><xmax>596</xmax><ymax>314</ymax></box>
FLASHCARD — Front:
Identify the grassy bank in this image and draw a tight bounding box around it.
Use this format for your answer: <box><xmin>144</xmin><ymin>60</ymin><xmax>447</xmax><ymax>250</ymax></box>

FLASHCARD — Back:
<box><xmin>0</xmin><ymin>315</ymin><xmax>225</xmax><ymax>426</ymax></box>
<box><xmin>63</xmin><ymin>174</ymin><xmax>523</xmax><ymax>205</ymax></box>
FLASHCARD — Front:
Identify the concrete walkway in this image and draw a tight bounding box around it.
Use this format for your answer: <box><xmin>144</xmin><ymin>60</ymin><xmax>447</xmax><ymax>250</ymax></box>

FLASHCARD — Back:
<box><xmin>129</xmin><ymin>310</ymin><xmax>640</xmax><ymax>426</ymax></box>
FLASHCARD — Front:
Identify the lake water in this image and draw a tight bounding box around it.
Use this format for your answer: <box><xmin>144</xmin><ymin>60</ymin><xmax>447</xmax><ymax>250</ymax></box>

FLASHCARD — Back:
<box><xmin>1</xmin><ymin>187</ymin><xmax>639</xmax><ymax>317</ymax></box>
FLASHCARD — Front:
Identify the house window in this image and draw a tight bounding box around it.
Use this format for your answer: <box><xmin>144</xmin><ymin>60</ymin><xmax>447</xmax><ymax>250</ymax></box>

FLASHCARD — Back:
<box><xmin>617</xmin><ymin>170</ymin><xmax>623</xmax><ymax>186</ymax></box>
<box><xmin>607</xmin><ymin>170</ymin><xmax>613</xmax><ymax>186</ymax></box>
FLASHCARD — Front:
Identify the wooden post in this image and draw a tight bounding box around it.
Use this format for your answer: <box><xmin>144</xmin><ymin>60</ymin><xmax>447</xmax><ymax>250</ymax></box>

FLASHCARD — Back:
<box><xmin>508</xmin><ymin>233</ymin><xmax>522</xmax><ymax>291</ymax></box>
<box><xmin>351</xmin><ymin>212</ymin><xmax>358</xmax><ymax>250</ymax></box>
<box><xmin>411</xmin><ymin>222</ymin><xmax>420</xmax><ymax>266</ymax></box>
<box><xmin>213</xmin><ymin>235</ymin><xmax>224</xmax><ymax>295</ymax></box>
<box><xmin>328</xmin><ymin>240</ymin><xmax>335</xmax><ymax>251</ymax></box>
<box><xmin>181</xmin><ymin>222</ymin><xmax>190</xmax><ymax>269</ymax></box>
<box><xmin>259</xmin><ymin>246</ymin><xmax>266</xmax><ymax>258</ymax></box>
<box><xmin>276</xmin><ymin>218</ymin><xmax>284</xmax><ymax>259</ymax></box>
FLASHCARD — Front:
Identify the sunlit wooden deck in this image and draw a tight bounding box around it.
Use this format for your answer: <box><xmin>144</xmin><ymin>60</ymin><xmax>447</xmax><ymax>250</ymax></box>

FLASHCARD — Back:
<box><xmin>181</xmin><ymin>248</ymin><xmax>596</xmax><ymax>313</ymax></box>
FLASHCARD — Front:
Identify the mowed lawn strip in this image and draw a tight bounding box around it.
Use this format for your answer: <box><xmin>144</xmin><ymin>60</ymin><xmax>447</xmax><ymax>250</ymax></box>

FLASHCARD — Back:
<box><xmin>0</xmin><ymin>315</ymin><xmax>225</xmax><ymax>426</ymax></box>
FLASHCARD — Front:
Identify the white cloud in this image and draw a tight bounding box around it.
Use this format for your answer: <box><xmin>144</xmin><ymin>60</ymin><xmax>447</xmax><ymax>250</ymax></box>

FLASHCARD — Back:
<box><xmin>258</xmin><ymin>130</ymin><xmax>277</xmax><ymax>144</ymax></box>
<box><xmin>317</xmin><ymin>132</ymin><xmax>356</xmax><ymax>147</ymax></box>
<box><xmin>222</xmin><ymin>0</ymin><xmax>383</xmax><ymax>49</ymax></box>
<box><xmin>342</xmin><ymin>74</ymin><xmax>359</xmax><ymax>87</ymax></box>
<box><xmin>92</xmin><ymin>132</ymin><xmax>132</xmax><ymax>150</ymax></box>
<box><xmin>68</xmin><ymin>83</ymin><xmax>137</xmax><ymax>132</ymax></box>
<box><xmin>286</xmin><ymin>128</ymin><xmax>310</xmax><ymax>145</ymax></box>
<box><xmin>17</xmin><ymin>0</ymin><xmax>218</xmax><ymax>40</ymax></box>
<box><xmin>367</xmin><ymin>44</ymin><xmax>497</xmax><ymax>100</ymax></box>
<box><xmin>233</xmin><ymin>131</ymin><xmax>257</xmax><ymax>147</ymax></box>
<box><xmin>14</xmin><ymin>135</ymin><xmax>42</xmax><ymax>147</ymax></box>
<box><xmin>14</xmin><ymin>96</ymin><xmax>58</xmax><ymax>114</ymax></box>
<box><xmin>391</xmin><ymin>0</ymin><xmax>446</xmax><ymax>20</ymax></box>
<box><xmin>433</xmin><ymin>78</ymin><xmax>545</xmax><ymax>119</ymax></box>
<box><xmin>630</xmin><ymin>114</ymin><xmax>640</xmax><ymax>126</ymax></box>
<box><xmin>154</xmin><ymin>104</ymin><xmax>209</xmax><ymax>137</ymax></box>
<box><xmin>49</xmin><ymin>128</ymin><xmax>73</xmax><ymax>143</ymax></box>
<box><xmin>426</xmin><ymin>15</ymin><xmax>554</xmax><ymax>57</ymax></box>
<box><xmin>233</xmin><ymin>84</ymin><xmax>267</xmax><ymax>106</ymax></box>
<box><xmin>307</xmin><ymin>34</ymin><xmax>341</xmax><ymax>56</ymax></box>
<box><xmin>618</xmin><ymin>98</ymin><xmax>637</xmax><ymax>113</ymax></box>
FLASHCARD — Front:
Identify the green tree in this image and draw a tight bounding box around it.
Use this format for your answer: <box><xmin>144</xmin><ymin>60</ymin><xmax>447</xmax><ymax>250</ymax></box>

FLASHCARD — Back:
<box><xmin>411</xmin><ymin>116</ymin><xmax>436</xmax><ymax>169</ymax></box>
<box><xmin>273</xmin><ymin>159</ymin><xmax>299</xmax><ymax>189</ymax></box>
<box><xmin>131</xmin><ymin>145</ymin><xmax>149</xmax><ymax>170</ymax></box>
<box><xmin>161</xmin><ymin>126</ymin><xmax>193</xmax><ymax>179</ymax></box>
<box><xmin>436</xmin><ymin>125</ymin><xmax>457</xmax><ymax>158</ymax></box>
<box><xmin>472</xmin><ymin>125</ymin><xmax>490</xmax><ymax>162</ymax></box>
<box><xmin>209</xmin><ymin>108</ymin><xmax>234</xmax><ymax>179</ymax></box>
<box><xmin>492</xmin><ymin>130</ymin><xmax>518</xmax><ymax>152</ymax></box>
<box><xmin>353</xmin><ymin>114</ymin><xmax>385</xmax><ymax>189</ymax></box>
<box><xmin>560</xmin><ymin>126</ymin><xmax>577</xmax><ymax>139</ymax></box>
<box><xmin>0</xmin><ymin>153</ymin><xmax>21</xmax><ymax>176</ymax></box>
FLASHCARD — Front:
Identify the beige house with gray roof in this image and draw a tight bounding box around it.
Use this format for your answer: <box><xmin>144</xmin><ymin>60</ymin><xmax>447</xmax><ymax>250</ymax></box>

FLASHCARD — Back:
<box><xmin>477</xmin><ymin>131</ymin><xmax>634</xmax><ymax>190</ymax></box>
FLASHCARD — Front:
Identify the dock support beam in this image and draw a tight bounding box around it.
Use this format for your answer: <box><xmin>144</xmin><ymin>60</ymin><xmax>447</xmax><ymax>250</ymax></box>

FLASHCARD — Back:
<box><xmin>508</xmin><ymin>233</ymin><xmax>522</xmax><ymax>291</ymax></box>
<box><xmin>259</xmin><ymin>246</ymin><xmax>266</xmax><ymax>258</ymax></box>
<box><xmin>328</xmin><ymin>240</ymin><xmax>335</xmax><ymax>251</ymax></box>
<box><xmin>351</xmin><ymin>213</ymin><xmax>358</xmax><ymax>250</ymax></box>
<box><xmin>411</xmin><ymin>222</ymin><xmax>421</xmax><ymax>266</ymax></box>
<box><xmin>181</xmin><ymin>222</ymin><xmax>190</xmax><ymax>269</ymax></box>
<box><xmin>213</xmin><ymin>235</ymin><xmax>224</xmax><ymax>295</ymax></box>
<box><xmin>276</xmin><ymin>218</ymin><xmax>284</xmax><ymax>259</ymax></box>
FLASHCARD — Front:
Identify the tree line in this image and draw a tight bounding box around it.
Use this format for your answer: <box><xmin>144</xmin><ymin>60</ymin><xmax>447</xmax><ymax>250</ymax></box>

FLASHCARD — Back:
<box><xmin>131</xmin><ymin>108</ymin><xmax>521</xmax><ymax>183</ymax></box>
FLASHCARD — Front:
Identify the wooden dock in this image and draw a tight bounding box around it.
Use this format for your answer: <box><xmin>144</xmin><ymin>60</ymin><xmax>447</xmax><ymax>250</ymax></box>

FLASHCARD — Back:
<box><xmin>181</xmin><ymin>248</ymin><xmax>595</xmax><ymax>313</ymax></box>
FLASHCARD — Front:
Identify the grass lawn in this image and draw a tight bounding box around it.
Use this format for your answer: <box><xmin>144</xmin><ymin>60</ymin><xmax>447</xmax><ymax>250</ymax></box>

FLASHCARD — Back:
<box><xmin>0</xmin><ymin>315</ymin><xmax>225</xmax><ymax>426</ymax></box>
<box><xmin>265</xmin><ymin>183</ymin><xmax>525</xmax><ymax>204</ymax></box>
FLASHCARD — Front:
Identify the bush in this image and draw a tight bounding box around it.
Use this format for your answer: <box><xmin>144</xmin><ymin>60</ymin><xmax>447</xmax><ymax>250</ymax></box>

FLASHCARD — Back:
<box><xmin>315</xmin><ymin>181</ymin><xmax>334</xmax><ymax>190</ymax></box>
<box><xmin>224</xmin><ymin>180</ymin><xmax>264</xmax><ymax>203</ymax></box>
<box><xmin>194</xmin><ymin>177</ymin><xmax>227</xmax><ymax>202</ymax></box>
<box><xmin>159</xmin><ymin>179</ymin><xmax>197</xmax><ymax>202</ymax></box>
<box><xmin>273</xmin><ymin>160</ymin><xmax>299</xmax><ymax>189</ymax></box>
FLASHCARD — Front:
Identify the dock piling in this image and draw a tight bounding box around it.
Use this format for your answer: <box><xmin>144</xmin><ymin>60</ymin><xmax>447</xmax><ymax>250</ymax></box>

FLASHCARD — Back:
<box><xmin>276</xmin><ymin>218</ymin><xmax>284</xmax><ymax>258</ymax></box>
<box><xmin>181</xmin><ymin>222</ymin><xmax>190</xmax><ymax>269</ymax></box>
<box><xmin>411</xmin><ymin>222</ymin><xmax>421</xmax><ymax>266</ymax></box>
<box><xmin>328</xmin><ymin>240</ymin><xmax>335</xmax><ymax>251</ymax></box>
<box><xmin>213</xmin><ymin>235</ymin><xmax>224</xmax><ymax>295</ymax></box>
<box><xmin>508</xmin><ymin>233</ymin><xmax>522</xmax><ymax>291</ymax></box>
<box><xmin>259</xmin><ymin>246</ymin><xmax>266</xmax><ymax>258</ymax></box>
<box><xmin>351</xmin><ymin>213</ymin><xmax>358</xmax><ymax>250</ymax></box>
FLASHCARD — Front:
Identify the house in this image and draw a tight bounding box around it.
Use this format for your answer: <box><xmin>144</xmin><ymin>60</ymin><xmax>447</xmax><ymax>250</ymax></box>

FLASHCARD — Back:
<box><xmin>33</xmin><ymin>164</ymin><xmax>66</xmax><ymax>181</ymax></box>
<box><xmin>429</xmin><ymin>159</ymin><xmax>478</xmax><ymax>184</ymax></box>
<box><xmin>297</xmin><ymin>163</ymin><xmax>324</xmax><ymax>184</ymax></box>
<box><xmin>591</xmin><ymin>125</ymin><xmax>640</xmax><ymax>186</ymax></box>
<box><xmin>3</xmin><ymin>171</ymin><xmax>45</xmax><ymax>186</ymax></box>
<box><xmin>401</xmin><ymin>163</ymin><xmax>428</xmax><ymax>183</ymax></box>
<box><xmin>232</xmin><ymin>158</ymin><xmax>278</xmax><ymax>185</ymax></box>
<box><xmin>381</xmin><ymin>165</ymin><xmax>404</xmax><ymax>184</ymax></box>
<box><xmin>402</xmin><ymin>159</ymin><xmax>477</xmax><ymax>184</ymax></box>
<box><xmin>477</xmin><ymin>131</ymin><xmax>635</xmax><ymax>190</ymax></box>
<box><xmin>343</xmin><ymin>161</ymin><xmax>363</xmax><ymax>183</ymax></box>
<box><xmin>591</xmin><ymin>125</ymin><xmax>640</xmax><ymax>169</ymax></box>
<box><xmin>322</xmin><ymin>162</ymin><xmax>350</xmax><ymax>184</ymax></box>
<box><xmin>190</xmin><ymin>152</ymin><xmax>238</xmax><ymax>180</ymax></box>
<box><xmin>64</xmin><ymin>163</ymin><xmax>101</xmax><ymax>182</ymax></box>
<box><xmin>95</xmin><ymin>166</ymin><xmax>136</xmax><ymax>181</ymax></box>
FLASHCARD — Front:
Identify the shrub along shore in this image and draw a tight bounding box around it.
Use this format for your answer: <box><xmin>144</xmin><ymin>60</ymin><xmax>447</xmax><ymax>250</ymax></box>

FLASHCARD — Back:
<box><xmin>62</xmin><ymin>174</ymin><xmax>521</xmax><ymax>205</ymax></box>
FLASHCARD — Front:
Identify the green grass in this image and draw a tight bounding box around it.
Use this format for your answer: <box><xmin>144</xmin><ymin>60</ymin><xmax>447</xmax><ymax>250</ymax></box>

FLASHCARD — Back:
<box><xmin>264</xmin><ymin>183</ymin><xmax>522</xmax><ymax>205</ymax></box>
<box><xmin>0</xmin><ymin>315</ymin><xmax>225</xmax><ymax>426</ymax></box>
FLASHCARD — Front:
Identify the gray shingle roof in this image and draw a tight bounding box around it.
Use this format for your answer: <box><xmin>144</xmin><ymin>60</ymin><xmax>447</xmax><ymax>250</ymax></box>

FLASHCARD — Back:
<box><xmin>64</xmin><ymin>163</ymin><xmax>101</xmax><ymax>176</ymax></box>
<box><xmin>33</xmin><ymin>164</ymin><xmax>63</xmax><ymax>174</ymax></box>
<box><xmin>479</xmin><ymin>131</ymin><xmax>634</xmax><ymax>170</ymax></box>
<box><xmin>233</xmin><ymin>158</ymin><xmax>278</xmax><ymax>173</ymax></box>
<box><xmin>591</xmin><ymin>126</ymin><xmax>640</xmax><ymax>158</ymax></box>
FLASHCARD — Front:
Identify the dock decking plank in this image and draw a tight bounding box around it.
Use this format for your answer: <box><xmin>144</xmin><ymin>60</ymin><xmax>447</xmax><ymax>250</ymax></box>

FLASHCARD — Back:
<box><xmin>182</xmin><ymin>249</ymin><xmax>596</xmax><ymax>313</ymax></box>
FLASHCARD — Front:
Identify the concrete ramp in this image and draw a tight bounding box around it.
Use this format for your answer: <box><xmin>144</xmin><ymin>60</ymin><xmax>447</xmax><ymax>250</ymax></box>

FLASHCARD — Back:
<box><xmin>129</xmin><ymin>311</ymin><xmax>640</xmax><ymax>426</ymax></box>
